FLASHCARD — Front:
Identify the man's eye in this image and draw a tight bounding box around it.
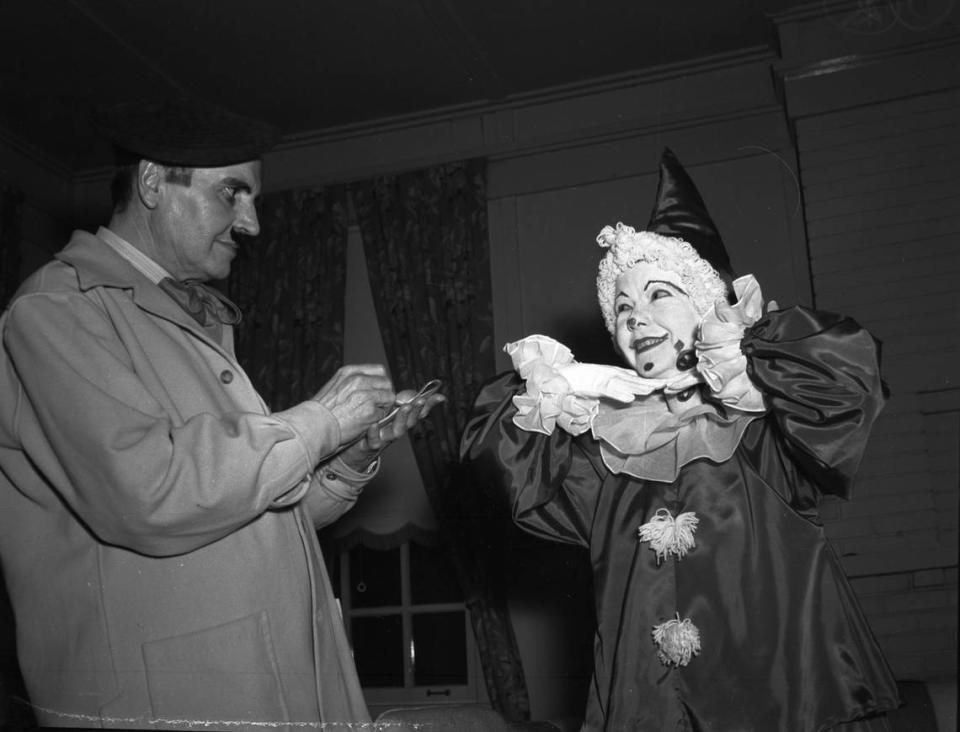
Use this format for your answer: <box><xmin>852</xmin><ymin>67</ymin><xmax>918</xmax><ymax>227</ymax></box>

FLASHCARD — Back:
<box><xmin>222</xmin><ymin>186</ymin><xmax>237</xmax><ymax>202</ymax></box>
<box><xmin>616</xmin><ymin>302</ymin><xmax>631</xmax><ymax>313</ymax></box>
<box><xmin>651</xmin><ymin>289</ymin><xmax>672</xmax><ymax>300</ymax></box>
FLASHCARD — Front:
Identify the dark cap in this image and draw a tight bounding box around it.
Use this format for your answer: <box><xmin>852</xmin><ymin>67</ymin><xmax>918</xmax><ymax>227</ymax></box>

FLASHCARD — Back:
<box><xmin>94</xmin><ymin>97</ymin><xmax>278</xmax><ymax>168</ymax></box>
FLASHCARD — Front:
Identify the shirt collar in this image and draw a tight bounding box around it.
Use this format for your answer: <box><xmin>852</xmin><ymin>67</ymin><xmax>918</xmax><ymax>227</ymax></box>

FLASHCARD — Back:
<box><xmin>96</xmin><ymin>226</ymin><xmax>174</xmax><ymax>285</ymax></box>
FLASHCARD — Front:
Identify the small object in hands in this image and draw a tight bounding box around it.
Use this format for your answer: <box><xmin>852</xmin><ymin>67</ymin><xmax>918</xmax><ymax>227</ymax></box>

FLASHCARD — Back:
<box><xmin>343</xmin><ymin>379</ymin><xmax>443</xmax><ymax>448</ymax></box>
<box><xmin>376</xmin><ymin>379</ymin><xmax>443</xmax><ymax>428</ymax></box>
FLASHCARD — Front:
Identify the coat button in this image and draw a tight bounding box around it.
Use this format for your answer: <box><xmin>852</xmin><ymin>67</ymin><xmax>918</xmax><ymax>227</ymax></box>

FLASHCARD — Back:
<box><xmin>219</xmin><ymin>369</ymin><xmax>234</xmax><ymax>384</ymax></box>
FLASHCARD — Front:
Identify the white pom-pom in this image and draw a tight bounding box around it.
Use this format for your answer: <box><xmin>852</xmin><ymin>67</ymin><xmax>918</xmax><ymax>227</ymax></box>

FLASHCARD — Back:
<box><xmin>652</xmin><ymin>613</ymin><xmax>701</xmax><ymax>667</ymax></box>
<box><xmin>637</xmin><ymin>508</ymin><xmax>699</xmax><ymax>563</ymax></box>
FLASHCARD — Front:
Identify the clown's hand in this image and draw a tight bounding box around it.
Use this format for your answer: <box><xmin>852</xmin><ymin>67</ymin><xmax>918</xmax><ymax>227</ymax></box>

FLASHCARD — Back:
<box><xmin>558</xmin><ymin>363</ymin><xmax>665</xmax><ymax>403</ymax></box>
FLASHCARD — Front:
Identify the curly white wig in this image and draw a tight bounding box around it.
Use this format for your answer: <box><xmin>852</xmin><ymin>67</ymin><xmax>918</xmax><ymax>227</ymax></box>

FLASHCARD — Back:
<box><xmin>596</xmin><ymin>222</ymin><xmax>728</xmax><ymax>333</ymax></box>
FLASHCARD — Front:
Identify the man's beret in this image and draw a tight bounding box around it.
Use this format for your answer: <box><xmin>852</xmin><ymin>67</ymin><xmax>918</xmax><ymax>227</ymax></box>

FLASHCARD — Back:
<box><xmin>94</xmin><ymin>97</ymin><xmax>278</xmax><ymax>168</ymax></box>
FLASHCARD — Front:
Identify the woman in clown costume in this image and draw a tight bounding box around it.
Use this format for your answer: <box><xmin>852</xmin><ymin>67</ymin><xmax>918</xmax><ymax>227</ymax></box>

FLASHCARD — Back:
<box><xmin>460</xmin><ymin>150</ymin><xmax>900</xmax><ymax>731</ymax></box>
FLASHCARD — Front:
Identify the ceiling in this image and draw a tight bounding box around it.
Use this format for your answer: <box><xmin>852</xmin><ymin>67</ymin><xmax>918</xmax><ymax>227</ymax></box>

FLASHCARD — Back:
<box><xmin>0</xmin><ymin>0</ymin><xmax>807</xmax><ymax>173</ymax></box>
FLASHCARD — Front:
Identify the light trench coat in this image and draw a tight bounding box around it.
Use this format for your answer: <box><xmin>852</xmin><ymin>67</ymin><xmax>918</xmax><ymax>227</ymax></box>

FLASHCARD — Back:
<box><xmin>0</xmin><ymin>230</ymin><xmax>371</xmax><ymax>729</ymax></box>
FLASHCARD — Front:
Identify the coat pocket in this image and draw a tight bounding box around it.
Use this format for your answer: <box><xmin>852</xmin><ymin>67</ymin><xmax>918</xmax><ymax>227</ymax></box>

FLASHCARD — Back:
<box><xmin>142</xmin><ymin>610</ymin><xmax>289</xmax><ymax>726</ymax></box>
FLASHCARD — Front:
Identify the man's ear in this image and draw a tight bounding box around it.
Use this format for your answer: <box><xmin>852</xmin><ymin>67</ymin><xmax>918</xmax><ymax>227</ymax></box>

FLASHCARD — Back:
<box><xmin>137</xmin><ymin>160</ymin><xmax>163</xmax><ymax>209</ymax></box>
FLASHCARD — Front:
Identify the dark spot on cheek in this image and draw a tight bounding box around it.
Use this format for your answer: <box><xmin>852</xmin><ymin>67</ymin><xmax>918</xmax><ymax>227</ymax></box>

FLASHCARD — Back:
<box><xmin>673</xmin><ymin>339</ymin><xmax>685</xmax><ymax>353</ymax></box>
<box><xmin>643</xmin><ymin>363</ymin><xmax>654</xmax><ymax>372</ymax></box>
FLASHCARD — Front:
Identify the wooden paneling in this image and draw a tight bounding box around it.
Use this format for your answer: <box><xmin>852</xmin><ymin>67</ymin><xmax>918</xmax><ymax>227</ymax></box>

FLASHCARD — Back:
<box><xmin>795</xmin><ymin>86</ymin><xmax>959</xmax><ymax>679</ymax></box>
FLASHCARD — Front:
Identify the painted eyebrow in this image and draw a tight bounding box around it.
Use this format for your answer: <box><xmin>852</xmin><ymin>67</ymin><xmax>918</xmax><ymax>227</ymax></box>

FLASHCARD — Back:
<box><xmin>644</xmin><ymin>279</ymin><xmax>688</xmax><ymax>295</ymax></box>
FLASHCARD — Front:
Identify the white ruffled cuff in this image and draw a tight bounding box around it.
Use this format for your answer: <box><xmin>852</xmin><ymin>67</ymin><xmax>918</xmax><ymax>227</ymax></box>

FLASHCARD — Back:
<box><xmin>694</xmin><ymin>275</ymin><xmax>767</xmax><ymax>413</ymax></box>
<box><xmin>504</xmin><ymin>335</ymin><xmax>598</xmax><ymax>436</ymax></box>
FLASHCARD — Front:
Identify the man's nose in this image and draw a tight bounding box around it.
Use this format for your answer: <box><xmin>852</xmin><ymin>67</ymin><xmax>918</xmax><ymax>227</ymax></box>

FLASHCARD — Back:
<box><xmin>234</xmin><ymin>200</ymin><xmax>260</xmax><ymax>237</ymax></box>
<box><xmin>627</xmin><ymin>314</ymin><xmax>647</xmax><ymax>330</ymax></box>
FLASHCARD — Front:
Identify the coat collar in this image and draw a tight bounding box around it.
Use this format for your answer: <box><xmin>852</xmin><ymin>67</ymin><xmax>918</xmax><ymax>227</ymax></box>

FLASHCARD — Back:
<box><xmin>55</xmin><ymin>229</ymin><xmax>224</xmax><ymax>341</ymax></box>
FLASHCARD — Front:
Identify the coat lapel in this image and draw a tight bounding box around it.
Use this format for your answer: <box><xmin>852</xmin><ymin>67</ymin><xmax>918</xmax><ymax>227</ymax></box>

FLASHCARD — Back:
<box><xmin>55</xmin><ymin>230</ymin><xmax>230</xmax><ymax>346</ymax></box>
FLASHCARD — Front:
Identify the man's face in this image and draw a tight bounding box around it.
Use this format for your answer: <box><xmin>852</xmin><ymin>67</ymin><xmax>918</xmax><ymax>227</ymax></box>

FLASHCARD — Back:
<box><xmin>151</xmin><ymin>160</ymin><xmax>262</xmax><ymax>281</ymax></box>
<box><xmin>613</xmin><ymin>262</ymin><xmax>701</xmax><ymax>380</ymax></box>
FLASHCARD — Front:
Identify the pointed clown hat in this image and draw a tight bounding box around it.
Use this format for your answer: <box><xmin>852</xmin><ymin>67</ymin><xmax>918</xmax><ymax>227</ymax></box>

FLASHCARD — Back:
<box><xmin>596</xmin><ymin>148</ymin><xmax>734</xmax><ymax>332</ymax></box>
<box><xmin>647</xmin><ymin>148</ymin><xmax>734</xmax><ymax>284</ymax></box>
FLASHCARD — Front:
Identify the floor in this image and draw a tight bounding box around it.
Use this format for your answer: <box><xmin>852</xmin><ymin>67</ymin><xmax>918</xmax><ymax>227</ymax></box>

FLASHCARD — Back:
<box><xmin>888</xmin><ymin>679</ymin><xmax>957</xmax><ymax>732</ymax></box>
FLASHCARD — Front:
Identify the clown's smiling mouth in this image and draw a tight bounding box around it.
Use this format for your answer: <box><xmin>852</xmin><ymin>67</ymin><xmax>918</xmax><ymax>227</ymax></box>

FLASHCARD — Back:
<box><xmin>631</xmin><ymin>334</ymin><xmax>668</xmax><ymax>354</ymax></box>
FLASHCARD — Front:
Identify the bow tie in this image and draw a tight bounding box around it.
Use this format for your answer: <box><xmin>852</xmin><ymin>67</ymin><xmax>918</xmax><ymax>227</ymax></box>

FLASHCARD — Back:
<box><xmin>157</xmin><ymin>277</ymin><xmax>243</xmax><ymax>327</ymax></box>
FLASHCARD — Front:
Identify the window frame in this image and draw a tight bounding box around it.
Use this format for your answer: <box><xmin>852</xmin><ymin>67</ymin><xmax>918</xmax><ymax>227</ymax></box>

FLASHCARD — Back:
<box><xmin>336</xmin><ymin>540</ymin><xmax>483</xmax><ymax>709</ymax></box>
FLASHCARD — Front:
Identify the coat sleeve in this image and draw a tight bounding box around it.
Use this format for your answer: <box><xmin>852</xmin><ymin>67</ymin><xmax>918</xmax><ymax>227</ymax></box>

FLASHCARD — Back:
<box><xmin>301</xmin><ymin>456</ymin><xmax>379</xmax><ymax>529</ymax></box>
<box><xmin>3</xmin><ymin>292</ymin><xmax>345</xmax><ymax>557</ymax></box>
<box><xmin>740</xmin><ymin>306</ymin><xmax>887</xmax><ymax>499</ymax></box>
<box><xmin>460</xmin><ymin>372</ymin><xmax>606</xmax><ymax>548</ymax></box>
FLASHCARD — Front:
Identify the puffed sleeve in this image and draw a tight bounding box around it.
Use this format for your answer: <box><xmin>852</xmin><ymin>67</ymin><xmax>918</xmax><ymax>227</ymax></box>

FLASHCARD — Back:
<box><xmin>740</xmin><ymin>306</ymin><xmax>887</xmax><ymax>498</ymax></box>
<box><xmin>460</xmin><ymin>372</ymin><xmax>606</xmax><ymax>548</ymax></box>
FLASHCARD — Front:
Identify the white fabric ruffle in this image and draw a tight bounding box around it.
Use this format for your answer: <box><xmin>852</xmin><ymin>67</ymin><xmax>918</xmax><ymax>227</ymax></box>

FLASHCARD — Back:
<box><xmin>504</xmin><ymin>336</ymin><xmax>598</xmax><ymax>436</ymax></box>
<box><xmin>694</xmin><ymin>274</ymin><xmax>767</xmax><ymax>413</ymax></box>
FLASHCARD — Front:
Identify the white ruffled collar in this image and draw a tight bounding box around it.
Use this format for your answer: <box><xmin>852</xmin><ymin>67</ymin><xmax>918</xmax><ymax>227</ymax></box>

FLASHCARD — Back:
<box><xmin>590</xmin><ymin>389</ymin><xmax>760</xmax><ymax>483</ymax></box>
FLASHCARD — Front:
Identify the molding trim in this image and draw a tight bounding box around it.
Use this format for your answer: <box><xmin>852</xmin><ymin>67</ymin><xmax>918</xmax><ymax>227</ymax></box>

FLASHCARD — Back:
<box><xmin>488</xmin><ymin>103</ymin><xmax>787</xmax><ymax>165</ymax></box>
<box><xmin>273</xmin><ymin>46</ymin><xmax>777</xmax><ymax>153</ymax></box>
<box><xmin>777</xmin><ymin>34</ymin><xmax>960</xmax><ymax>82</ymax></box>
<box><xmin>0</xmin><ymin>125</ymin><xmax>71</xmax><ymax>180</ymax></box>
<box><xmin>74</xmin><ymin>166</ymin><xmax>115</xmax><ymax>185</ymax></box>
<box><xmin>263</xmin><ymin>49</ymin><xmax>782</xmax><ymax>190</ymax></box>
<box><xmin>770</xmin><ymin>0</ymin><xmax>875</xmax><ymax>24</ymax></box>
<box><xmin>771</xmin><ymin>0</ymin><xmax>959</xmax><ymax>29</ymax></box>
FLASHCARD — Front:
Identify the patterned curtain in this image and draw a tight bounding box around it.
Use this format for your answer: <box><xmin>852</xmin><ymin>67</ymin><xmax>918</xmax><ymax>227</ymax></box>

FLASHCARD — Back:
<box><xmin>351</xmin><ymin>160</ymin><xmax>531</xmax><ymax>722</ymax></box>
<box><xmin>227</xmin><ymin>186</ymin><xmax>349</xmax><ymax>410</ymax></box>
<box><xmin>1</xmin><ymin>186</ymin><xmax>25</xmax><ymax>309</ymax></box>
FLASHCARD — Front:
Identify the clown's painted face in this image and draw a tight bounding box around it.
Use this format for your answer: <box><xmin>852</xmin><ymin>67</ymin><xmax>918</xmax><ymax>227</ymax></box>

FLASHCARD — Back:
<box><xmin>613</xmin><ymin>262</ymin><xmax>702</xmax><ymax>380</ymax></box>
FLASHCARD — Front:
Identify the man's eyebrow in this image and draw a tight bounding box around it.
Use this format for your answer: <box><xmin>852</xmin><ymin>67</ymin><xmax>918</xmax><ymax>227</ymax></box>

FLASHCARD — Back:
<box><xmin>221</xmin><ymin>177</ymin><xmax>254</xmax><ymax>194</ymax></box>
<box><xmin>644</xmin><ymin>279</ymin><xmax>688</xmax><ymax>295</ymax></box>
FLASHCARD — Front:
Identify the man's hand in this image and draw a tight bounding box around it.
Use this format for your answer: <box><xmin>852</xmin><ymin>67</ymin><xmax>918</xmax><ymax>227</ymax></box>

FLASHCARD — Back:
<box><xmin>312</xmin><ymin>364</ymin><xmax>396</xmax><ymax>445</ymax></box>
<box><xmin>337</xmin><ymin>388</ymin><xmax>446</xmax><ymax>470</ymax></box>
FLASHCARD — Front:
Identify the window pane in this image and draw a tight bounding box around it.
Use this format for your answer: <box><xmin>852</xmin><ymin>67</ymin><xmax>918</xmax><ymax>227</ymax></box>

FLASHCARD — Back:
<box><xmin>410</xmin><ymin>540</ymin><xmax>462</xmax><ymax>605</ymax></box>
<box><xmin>349</xmin><ymin>545</ymin><xmax>401</xmax><ymax>608</ymax></box>
<box><xmin>352</xmin><ymin>614</ymin><xmax>404</xmax><ymax>688</ymax></box>
<box><xmin>412</xmin><ymin>611</ymin><xmax>467</xmax><ymax>686</ymax></box>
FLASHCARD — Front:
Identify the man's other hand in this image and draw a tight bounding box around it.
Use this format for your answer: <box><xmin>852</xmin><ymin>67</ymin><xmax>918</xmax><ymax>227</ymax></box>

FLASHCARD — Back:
<box><xmin>337</xmin><ymin>388</ymin><xmax>446</xmax><ymax>470</ymax></box>
<box><xmin>312</xmin><ymin>364</ymin><xmax>396</xmax><ymax>444</ymax></box>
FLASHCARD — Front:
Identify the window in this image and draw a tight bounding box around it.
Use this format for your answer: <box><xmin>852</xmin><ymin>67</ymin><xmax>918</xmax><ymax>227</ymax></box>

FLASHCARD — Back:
<box><xmin>331</xmin><ymin>540</ymin><xmax>481</xmax><ymax>710</ymax></box>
